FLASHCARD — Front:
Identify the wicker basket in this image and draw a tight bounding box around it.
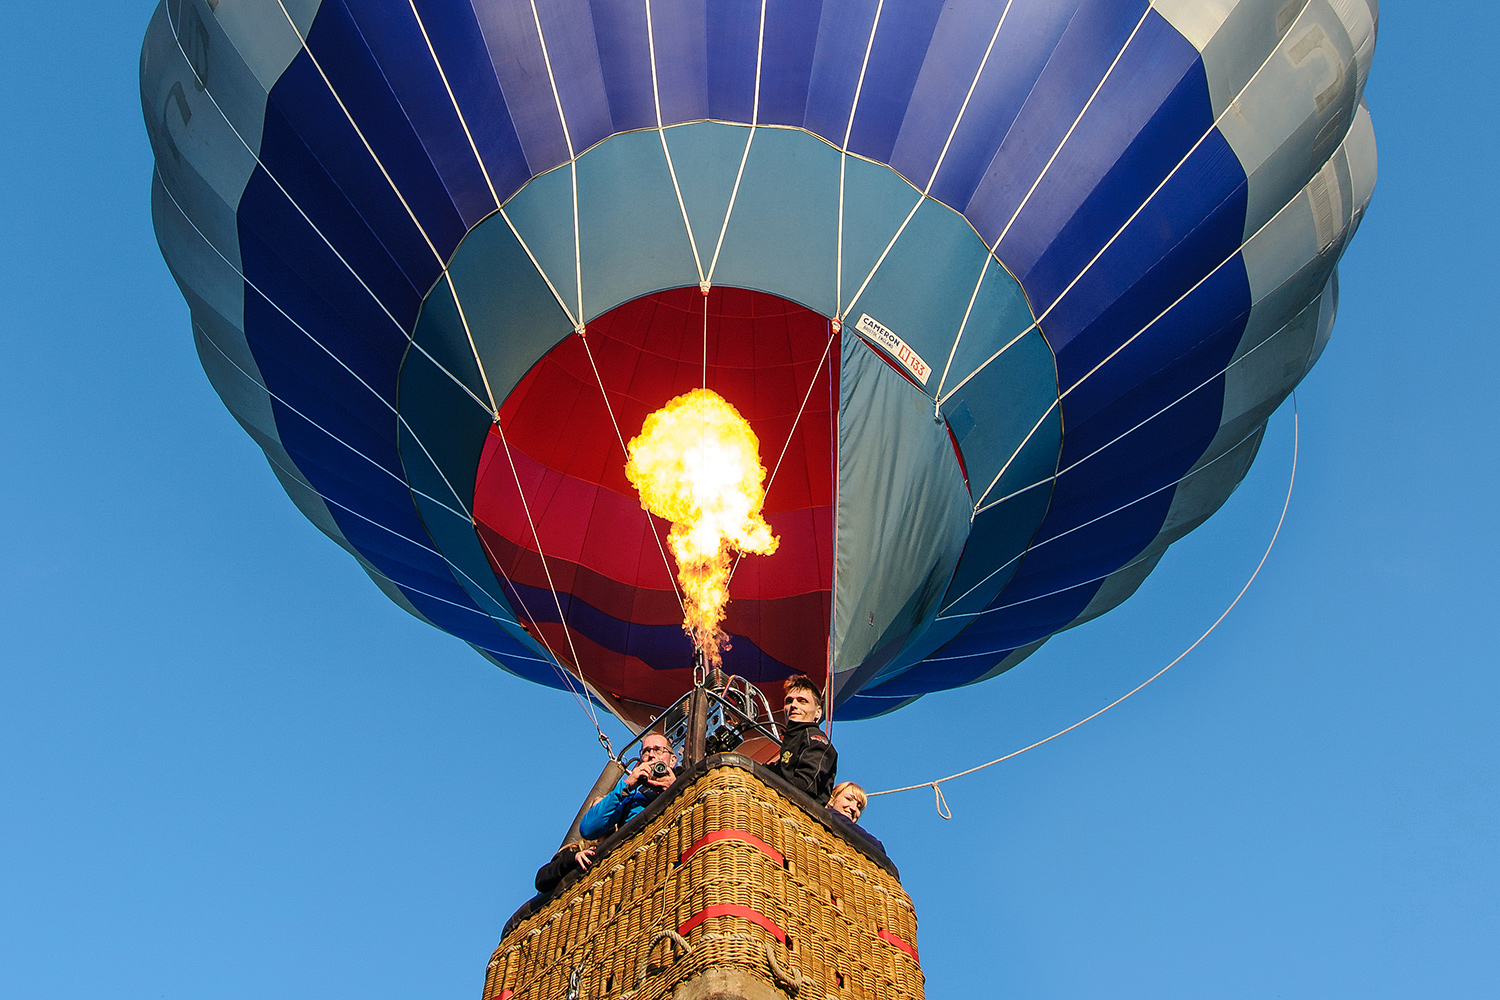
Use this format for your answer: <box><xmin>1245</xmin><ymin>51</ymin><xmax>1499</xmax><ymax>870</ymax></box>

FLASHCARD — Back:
<box><xmin>484</xmin><ymin>756</ymin><xmax>922</xmax><ymax>1000</ymax></box>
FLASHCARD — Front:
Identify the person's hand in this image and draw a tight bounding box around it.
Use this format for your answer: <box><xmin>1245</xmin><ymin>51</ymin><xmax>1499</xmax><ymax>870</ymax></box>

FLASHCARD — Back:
<box><xmin>644</xmin><ymin>765</ymin><xmax>675</xmax><ymax>791</ymax></box>
<box><xmin>574</xmin><ymin>846</ymin><xmax>596</xmax><ymax>871</ymax></box>
<box><xmin>625</xmin><ymin>762</ymin><xmax>654</xmax><ymax>789</ymax></box>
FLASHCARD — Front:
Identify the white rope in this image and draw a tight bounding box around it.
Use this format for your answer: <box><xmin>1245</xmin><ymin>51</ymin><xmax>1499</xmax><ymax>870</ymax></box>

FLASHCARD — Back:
<box><xmin>726</xmin><ymin>318</ymin><xmax>840</xmax><ymax>587</ymax></box>
<box><xmin>405</xmin><ymin>0</ymin><xmax>501</xmax><ymax>210</ymax></box>
<box><xmin>939</xmin><ymin>0</ymin><xmax>1330</xmax><ymax>407</ymax></box>
<box><xmin>645</xmin><ymin>0</ymin><xmax>706</xmax><ymax>284</ymax></box>
<box><xmin>160</xmin><ymin>4</ymin><xmax>493</xmax><ymax>418</ymax></box>
<box><xmin>704</xmin><ymin>0</ymin><xmax>767</xmax><ymax>285</ymax></box>
<box><xmin>868</xmin><ymin>397</ymin><xmax>1299</xmax><ymax>812</ymax></box>
<box><xmin>836</xmin><ymin>0</ymin><xmax>886</xmax><ymax>316</ymax></box>
<box><xmin>573</xmin><ymin>330</ymin><xmax>687</xmax><ymax>616</ymax></box>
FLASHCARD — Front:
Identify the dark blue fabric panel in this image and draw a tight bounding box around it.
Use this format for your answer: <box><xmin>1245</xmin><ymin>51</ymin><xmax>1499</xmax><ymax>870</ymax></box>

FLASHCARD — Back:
<box><xmin>531</xmin><ymin>0</ymin><xmax>615</xmax><ymax>154</ymax></box>
<box><xmin>410</xmin><ymin>0</ymin><xmax>533</xmax><ymax>204</ymax></box>
<box><xmin>392</xmin><ymin>581</ymin><xmax>564</xmax><ymax>688</ymax></box>
<box><xmin>844</xmin><ymin>0</ymin><xmax>944</xmax><ymax>166</ymax></box>
<box><xmin>304</xmin><ymin>1</ymin><xmax>468</xmax><ymax>254</ymax></box>
<box><xmin>963</xmin><ymin>0</ymin><xmax>1150</xmax><ymax>246</ymax></box>
<box><xmin>471</xmin><ymin>0</ymin><xmax>570</xmax><ymax>172</ymax></box>
<box><xmin>1063</xmin><ymin>265</ymin><xmax>1251</xmax><ymax>445</ymax></box>
<box><xmin>801</xmin><ymin>0</ymin><xmax>878</xmax><ymax>144</ymax></box>
<box><xmin>1015</xmin><ymin>59</ymin><xmax>1224</xmax><ymax>311</ymax></box>
<box><xmin>706</xmin><ymin>0</ymin><xmax>759</xmax><ymax>123</ymax></box>
<box><xmin>502</xmin><ymin>582</ymin><xmax>797</xmax><ymax>683</ymax></box>
<box><xmin>240</xmin><ymin>127</ymin><xmax>423</xmax><ymax>337</ymax></box>
<box><xmin>236</xmin><ymin>205</ymin><xmax>406</xmax><ymax>413</ymax></box>
<box><xmin>644</xmin><ymin>0</ymin><xmax>708</xmax><ymax>126</ymax></box>
<box><xmin>898</xmin><ymin>0</ymin><xmax>1078</xmax><ymax>207</ymax></box>
<box><xmin>588</xmin><ymin>0</ymin><xmax>656</xmax><ymax>132</ymax></box>
<box><xmin>996</xmin><ymin>14</ymin><xmax>1201</xmax><ymax>279</ymax></box>
<box><xmin>341</xmin><ymin>0</ymin><xmax>499</xmax><ymax>226</ymax></box>
<box><xmin>266</xmin><ymin>53</ymin><xmax>440</xmax><ymax>295</ymax></box>
<box><xmin>755</xmin><ymin>0</ymin><xmax>823</xmax><ymax>127</ymax></box>
<box><xmin>1053</xmin><ymin>196</ymin><xmax>1251</xmax><ymax>415</ymax></box>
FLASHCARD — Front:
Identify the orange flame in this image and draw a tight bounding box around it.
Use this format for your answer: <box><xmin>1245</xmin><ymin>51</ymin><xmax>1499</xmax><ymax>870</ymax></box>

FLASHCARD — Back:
<box><xmin>625</xmin><ymin>389</ymin><xmax>779</xmax><ymax>669</ymax></box>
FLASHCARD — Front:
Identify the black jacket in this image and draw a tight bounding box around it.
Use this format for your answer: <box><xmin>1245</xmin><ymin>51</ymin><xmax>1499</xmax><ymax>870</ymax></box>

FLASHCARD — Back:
<box><xmin>768</xmin><ymin>720</ymin><xmax>837</xmax><ymax>804</ymax></box>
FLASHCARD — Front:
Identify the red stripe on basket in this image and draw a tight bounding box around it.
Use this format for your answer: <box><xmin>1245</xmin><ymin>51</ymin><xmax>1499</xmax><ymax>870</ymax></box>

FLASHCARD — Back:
<box><xmin>879</xmin><ymin>929</ymin><xmax>919</xmax><ymax>963</ymax></box>
<box><xmin>495</xmin><ymin>991</ymin><xmax>513</xmax><ymax>999</ymax></box>
<box><xmin>680</xmin><ymin>829</ymin><xmax>784</xmax><ymax>867</ymax></box>
<box><xmin>678</xmin><ymin>904</ymin><xmax>786</xmax><ymax>943</ymax></box>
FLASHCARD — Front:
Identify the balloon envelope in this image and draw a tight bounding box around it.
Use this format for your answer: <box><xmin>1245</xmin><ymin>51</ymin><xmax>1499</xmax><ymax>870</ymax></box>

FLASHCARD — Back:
<box><xmin>141</xmin><ymin>0</ymin><xmax>1377</xmax><ymax>725</ymax></box>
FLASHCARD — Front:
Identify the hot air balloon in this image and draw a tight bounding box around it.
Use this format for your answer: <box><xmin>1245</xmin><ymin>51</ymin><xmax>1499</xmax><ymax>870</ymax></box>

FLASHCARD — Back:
<box><xmin>140</xmin><ymin>0</ymin><xmax>1377</xmax><ymax>731</ymax></box>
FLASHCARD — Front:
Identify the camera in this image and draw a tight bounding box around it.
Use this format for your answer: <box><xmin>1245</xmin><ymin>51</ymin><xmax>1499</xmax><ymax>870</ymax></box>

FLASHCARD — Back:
<box><xmin>646</xmin><ymin>760</ymin><xmax>672</xmax><ymax>780</ymax></box>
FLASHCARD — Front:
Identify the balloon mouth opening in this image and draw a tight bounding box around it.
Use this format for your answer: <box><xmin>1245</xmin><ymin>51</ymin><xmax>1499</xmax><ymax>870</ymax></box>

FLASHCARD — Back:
<box><xmin>471</xmin><ymin>287</ymin><xmax>839</xmax><ymax>716</ymax></box>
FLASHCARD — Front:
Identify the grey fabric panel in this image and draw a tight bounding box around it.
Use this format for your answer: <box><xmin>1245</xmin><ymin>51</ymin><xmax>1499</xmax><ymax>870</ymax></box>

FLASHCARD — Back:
<box><xmin>206</xmin><ymin>0</ymin><xmax>319</xmax><ymax>93</ymax></box>
<box><xmin>143</xmin><ymin>2</ymin><xmax>265</xmax><ymax>272</ymax></box>
<box><xmin>831</xmin><ymin>337</ymin><xmax>973</xmax><ymax>703</ymax></box>
<box><xmin>576</xmin><ymin>129</ymin><xmax>703</xmax><ymax>318</ymax></box>
<box><xmin>1153</xmin><ymin>0</ymin><xmax>1376</xmax><ymax>239</ymax></box>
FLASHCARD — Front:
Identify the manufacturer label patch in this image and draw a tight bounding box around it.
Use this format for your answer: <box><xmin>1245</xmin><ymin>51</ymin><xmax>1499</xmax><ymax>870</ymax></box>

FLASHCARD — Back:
<box><xmin>855</xmin><ymin>313</ymin><xmax>931</xmax><ymax>386</ymax></box>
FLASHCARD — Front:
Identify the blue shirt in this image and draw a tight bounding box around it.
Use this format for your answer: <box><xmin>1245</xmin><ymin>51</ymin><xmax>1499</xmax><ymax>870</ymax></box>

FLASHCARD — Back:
<box><xmin>579</xmin><ymin>776</ymin><xmax>660</xmax><ymax>839</ymax></box>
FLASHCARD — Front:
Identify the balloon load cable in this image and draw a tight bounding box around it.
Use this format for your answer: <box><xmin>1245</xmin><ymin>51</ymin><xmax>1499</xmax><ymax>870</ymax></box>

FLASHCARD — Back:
<box><xmin>867</xmin><ymin>395</ymin><xmax>1301</xmax><ymax>817</ymax></box>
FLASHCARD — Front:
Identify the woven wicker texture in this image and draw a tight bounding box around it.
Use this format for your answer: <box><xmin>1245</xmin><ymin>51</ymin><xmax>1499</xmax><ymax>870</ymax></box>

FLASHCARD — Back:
<box><xmin>484</xmin><ymin>762</ymin><xmax>922</xmax><ymax>1000</ymax></box>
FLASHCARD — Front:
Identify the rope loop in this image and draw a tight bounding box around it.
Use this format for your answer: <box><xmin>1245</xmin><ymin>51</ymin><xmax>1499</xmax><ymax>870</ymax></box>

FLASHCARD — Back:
<box><xmin>867</xmin><ymin>398</ymin><xmax>1300</xmax><ymax>804</ymax></box>
<box><xmin>931</xmin><ymin>782</ymin><xmax>952</xmax><ymax>820</ymax></box>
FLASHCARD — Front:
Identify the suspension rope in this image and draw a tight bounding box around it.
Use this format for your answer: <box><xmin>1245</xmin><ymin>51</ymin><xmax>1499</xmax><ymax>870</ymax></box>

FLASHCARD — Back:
<box><xmin>868</xmin><ymin>397</ymin><xmax>1300</xmax><ymax>813</ymax></box>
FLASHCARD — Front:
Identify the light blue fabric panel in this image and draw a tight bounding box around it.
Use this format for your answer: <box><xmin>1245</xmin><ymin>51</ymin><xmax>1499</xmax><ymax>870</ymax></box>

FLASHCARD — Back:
<box><xmin>831</xmin><ymin>335</ymin><xmax>972</xmax><ymax>705</ymax></box>
<box><xmin>432</xmin><ymin>207</ymin><xmax>577</xmax><ymax>410</ymax></box>
<box><xmin>576</xmin><ymin>129</ymin><xmax>703</xmax><ymax>319</ymax></box>
<box><xmin>836</xmin><ymin>159</ymin><xmax>927</xmax><ymax>318</ymax></box>
<box><xmin>500</xmin><ymin>164</ymin><xmax>582</xmax><ymax>322</ymax></box>
<box><xmin>400</xmin><ymin>275</ymin><xmax>491</xmax><ymax>408</ymax></box>
<box><xmin>664</xmin><ymin>122</ymin><xmax>755</xmax><ymax>275</ymax></box>
<box><xmin>710</xmin><ymin>127</ymin><xmax>840</xmax><ymax>315</ymax></box>
<box><xmin>396</xmin><ymin>354</ymin><xmax>543</xmax><ymax>643</ymax></box>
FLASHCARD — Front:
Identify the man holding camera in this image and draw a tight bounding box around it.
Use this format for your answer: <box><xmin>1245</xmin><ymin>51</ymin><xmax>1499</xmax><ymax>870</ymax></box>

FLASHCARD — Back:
<box><xmin>578</xmin><ymin>733</ymin><xmax>679</xmax><ymax>839</ymax></box>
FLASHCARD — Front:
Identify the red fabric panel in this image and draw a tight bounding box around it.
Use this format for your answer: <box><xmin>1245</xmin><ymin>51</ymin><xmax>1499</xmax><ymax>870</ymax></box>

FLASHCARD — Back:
<box><xmin>472</xmin><ymin>288</ymin><xmax>838</xmax><ymax>709</ymax></box>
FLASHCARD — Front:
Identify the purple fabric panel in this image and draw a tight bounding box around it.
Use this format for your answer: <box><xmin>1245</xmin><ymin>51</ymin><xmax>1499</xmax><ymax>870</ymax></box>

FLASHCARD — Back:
<box><xmin>302</xmin><ymin>0</ymin><xmax>467</xmax><ymax>252</ymax></box>
<box><xmin>963</xmin><ymin>0</ymin><xmax>1151</xmax><ymax>246</ymax></box>
<box><xmin>843</xmin><ymin>0</ymin><xmax>946</xmax><ymax>167</ymax></box>
<box><xmin>588</xmin><ymin>0</ymin><xmax>656</xmax><ymax>132</ymax></box>
<box><xmin>755</xmin><ymin>0</ymin><xmax>824</xmax><ymax>127</ymax></box>
<box><xmin>894</xmin><ymin>0</ymin><xmax>1079</xmax><ymax>205</ymax></box>
<box><xmin>470</xmin><ymin>0</ymin><xmax>572</xmax><ymax>171</ymax></box>
<box><xmin>706</xmin><ymin>0</ymin><xmax>760</xmax><ymax>123</ymax></box>
<box><xmin>801</xmin><ymin>0</ymin><xmax>879</xmax><ymax>143</ymax></box>
<box><xmin>341</xmin><ymin>0</ymin><xmax>496</xmax><ymax>226</ymax></box>
<box><xmin>530</xmin><ymin>0</ymin><xmax>613</xmax><ymax>153</ymax></box>
<box><xmin>994</xmin><ymin>13</ymin><xmax>1199</xmax><ymax>279</ymax></box>
<box><xmin>265</xmin><ymin>53</ymin><xmax>439</xmax><ymax>294</ymax></box>
<box><xmin>644</xmin><ymin>0</ymin><xmax>709</xmax><ymax>125</ymax></box>
<box><xmin>410</xmin><ymin>0</ymin><xmax>532</xmax><ymax>205</ymax></box>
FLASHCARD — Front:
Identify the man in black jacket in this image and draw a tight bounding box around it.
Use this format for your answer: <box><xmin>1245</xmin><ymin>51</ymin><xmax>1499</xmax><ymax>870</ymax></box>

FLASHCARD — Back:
<box><xmin>768</xmin><ymin>675</ymin><xmax>837</xmax><ymax>804</ymax></box>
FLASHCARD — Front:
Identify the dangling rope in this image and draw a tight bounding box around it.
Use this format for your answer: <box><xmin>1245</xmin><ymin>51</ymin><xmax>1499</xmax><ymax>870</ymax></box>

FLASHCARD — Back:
<box><xmin>868</xmin><ymin>397</ymin><xmax>1300</xmax><ymax>815</ymax></box>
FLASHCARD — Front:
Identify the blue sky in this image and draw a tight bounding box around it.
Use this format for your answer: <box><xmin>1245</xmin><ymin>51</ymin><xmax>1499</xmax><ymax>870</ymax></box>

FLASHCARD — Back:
<box><xmin>2</xmin><ymin>4</ymin><xmax>1496</xmax><ymax>998</ymax></box>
